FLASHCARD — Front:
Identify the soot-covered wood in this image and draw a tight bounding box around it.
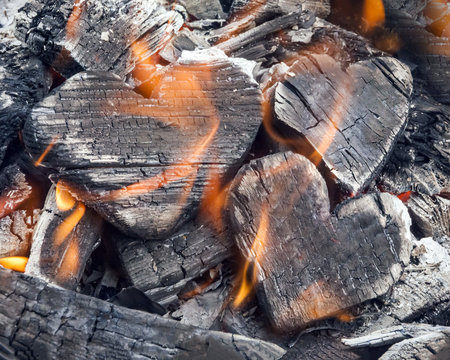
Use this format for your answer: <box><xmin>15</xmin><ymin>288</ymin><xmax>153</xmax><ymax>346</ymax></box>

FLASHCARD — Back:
<box><xmin>0</xmin><ymin>269</ymin><xmax>286</xmax><ymax>360</ymax></box>
<box><xmin>23</xmin><ymin>50</ymin><xmax>262</xmax><ymax>239</ymax></box>
<box><xmin>25</xmin><ymin>184</ymin><xmax>103</xmax><ymax>289</ymax></box>
<box><xmin>15</xmin><ymin>0</ymin><xmax>184</xmax><ymax>78</ymax></box>
<box><xmin>228</xmin><ymin>152</ymin><xmax>412</xmax><ymax>331</ymax></box>
<box><xmin>113</xmin><ymin>221</ymin><xmax>233</xmax><ymax>305</ymax></box>
<box><xmin>273</xmin><ymin>54</ymin><xmax>412</xmax><ymax>195</ymax></box>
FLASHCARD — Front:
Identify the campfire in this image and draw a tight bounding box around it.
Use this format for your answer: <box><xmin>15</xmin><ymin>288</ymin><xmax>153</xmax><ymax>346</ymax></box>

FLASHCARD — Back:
<box><xmin>0</xmin><ymin>0</ymin><xmax>449</xmax><ymax>358</ymax></box>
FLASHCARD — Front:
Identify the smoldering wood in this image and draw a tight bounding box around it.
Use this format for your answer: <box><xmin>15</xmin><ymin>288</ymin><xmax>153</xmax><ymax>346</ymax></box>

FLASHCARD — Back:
<box><xmin>407</xmin><ymin>193</ymin><xmax>449</xmax><ymax>239</ymax></box>
<box><xmin>272</xmin><ymin>54</ymin><xmax>413</xmax><ymax>195</ymax></box>
<box><xmin>112</xmin><ymin>221</ymin><xmax>234</xmax><ymax>305</ymax></box>
<box><xmin>0</xmin><ymin>269</ymin><xmax>286</xmax><ymax>360</ymax></box>
<box><xmin>0</xmin><ymin>210</ymin><xmax>38</xmax><ymax>258</ymax></box>
<box><xmin>384</xmin><ymin>237</ymin><xmax>450</xmax><ymax>324</ymax></box>
<box><xmin>379</xmin><ymin>88</ymin><xmax>450</xmax><ymax>196</ymax></box>
<box><xmin>159</xmin><ymin>28</ymin><xmax>211</xmax><ymax>63</ymax></box>
<box><xmin>0</xmin><ymin>36</ymin><xmax>50</xmax><ymax>166</ymax></box>
<box><xmin>15</xmin><ymin>0</ymin><xmax>184</xmax><ymax>78</ymax></box>
<box><xmin>25</xmin><ymin>184</ymin><xmax>103</xmax><ymax>289</ymax></box>
<box><xmin>228</xmin><ymin>152</ymin><xmax>412</xmax><ymax>331</ymax></box>
<box><xmin>181</xmin><ymin>0</ymin><xmax>227</xmax><ymax>20</ymax></box>
<box><xmin>23</xmin><ymin>51</ymin><xmax>262</xmax><ymax>239</ymax></box>
<box><xmin>0</xmin><ymin>163</ymin><xmax>32</xmax><ymax>218</ymax></box>
<box><xmin>385</xmin><ymin>9</ymin><xmax>450</xmax><ymax>104</ymax></box>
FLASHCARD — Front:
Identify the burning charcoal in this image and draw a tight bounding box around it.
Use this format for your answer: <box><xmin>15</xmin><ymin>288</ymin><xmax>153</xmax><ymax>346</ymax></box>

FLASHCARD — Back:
<box><xmin>23</xmin><ymin>49</ymin><xmax>262</xmax><ymax>239</ymax></box>
<box><xmin>272</xmin><ymin>54</ymin><xmax>412</xmax><ymax>195</ymax></box>
<box><xmin>0</xmin><ymin>36</ymin><xmax>51</xmax><ymax>166</ymax></box>
<box><xmin>407</xmin><ymin>193</ymin><xmax>449</xmax><ymax>239</ymax></box>
<box><xmin>26</xmin><ymin>184</ymin><xmax>103</xmax><ymax>289</ymax></box>
<box><xmin>15</xmin><ymin>0</ymin><xmax>184</xmax><ymax>78</ymax></box>
<box><xmin>385</xmin><ymin>9</ymin><xmax>450</xmax><ymax>104</ymax></box>
<box><xmin>380</xmin><ymin>88</ymin><xmax>450</xmax><ymax>196</ymax></box>
<box><xmin>0</xmin><ymin>269</ymin><xmax>286</xmax><ymax>359</ymax></box>
<box><xmin>385</xmin><ymin>237</ymin><xmax>450</xmax><ymax>324</ymax></box>
<box><xmin>182</xmin><ymin>0</ymin><xmax>227</xmax><ymax>20</ymax></box>
<box><xmin>113</xmin><ymin>221</ymin><xmax>233</xmax><ymax>305</ymax></box>
<box><xmin>109</xmin><ymin>287</ymin><xmax>166</xmax><ymax>316</ymax></box>
<box><xmin>228</xmin><ymin>152</ymin><xmax>412</xmax><ymax>331</ymax></box>
<box><xmin>342</xmin><ymin>324</ymin><xmax>450</xmax><ymax>360</ymax></box>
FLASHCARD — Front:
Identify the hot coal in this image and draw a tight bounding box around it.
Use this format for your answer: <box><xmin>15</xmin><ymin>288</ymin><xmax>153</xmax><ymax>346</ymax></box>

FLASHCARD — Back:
<box><xmin>229</xmin><ymin>152</ymin><xmax>412</xmax><ymax>331</ymax></box>
<box><xmin>23</xmin><ymin>50</ymin><xmax>262</xmax><ymax>240</ymax></box>
<box><xmin>272</xmin><ymin>54</ymin><xmax>412</xmax><ymax>195</ymax></box>
<box><xmin>15</xmin><ymin>0</ymin><xmax>184</xmax><ymax>78</ymax></box>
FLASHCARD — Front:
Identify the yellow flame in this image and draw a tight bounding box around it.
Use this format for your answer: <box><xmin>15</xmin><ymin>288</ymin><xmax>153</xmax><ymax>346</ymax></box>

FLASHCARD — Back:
<box><xmin>53</xmin><ymin>202</ymin><xmax>86</xmax><ymax>247</ymax></box>
<box><xmin>34</xmin><ymin>136</ymin><xmax>59</xmax><ymax>167</ymax></box>
<box><xmin>0</xmin><ymin>256</ymin><xmax>28</xmax><ymax>272</ymax></box>
<box><xmin>55</xmin><ymin>181</ymin><xmax>77</xmax><ymax>211</ymax></box>
<box><xmin>56</xmin><ymin>239</ymin><xmax>79</xmax><ymax>281</ymax></box>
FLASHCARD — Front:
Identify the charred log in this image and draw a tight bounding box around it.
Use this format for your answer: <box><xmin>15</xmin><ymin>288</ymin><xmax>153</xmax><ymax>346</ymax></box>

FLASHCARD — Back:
<box><xmin>228</xmin><ymin>152</ymin><xmax>412</xmax><ymax>331</ymax></box>
<box><xmin>0</xmin><ymin>269</ymin><xmax>286</xmax><ymax>359</ymax></box>
<box><xmin>272</xmin><ymin>54</ymin><xmax>412</xmax><ymax>195</ymax></box>
<box><xmin>15</xmin><ymin>0</ymin><xmax>184</xmax><ymax>78</ymax></box>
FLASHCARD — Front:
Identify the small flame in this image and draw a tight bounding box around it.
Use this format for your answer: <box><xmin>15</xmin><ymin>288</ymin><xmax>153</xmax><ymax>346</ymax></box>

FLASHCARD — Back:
<box><xmin>53</xmin><ymin>202</ymin><xmax>86</xmax><ymax>247</ymax></box>
<box><xmin>56</xmin><ymin>239</ymin><xmax>79</xmax><ymax>281</ymax></box>
<box><xmin>0</xmin><ymin>256</ymin><xmax>28</xmax><ymax>272</ymax></box>
<box><xmin>55</xmin><ymin>181</ymin><xmax>77</xmax><ymax>211</ymax></box>
<box><xmin>233</xmin><ymin>205</ymin><xmax>269</xmax><ymax>308</ymax></box>
<box><xmin>362</xmin><ymin>0</ymin><xmax>385</xmax><ymax>33</ymax></box>
<box><xmin>34</xmin><ymin>136</ymin><xmax>59</xmax><ymax>167</ymax></box>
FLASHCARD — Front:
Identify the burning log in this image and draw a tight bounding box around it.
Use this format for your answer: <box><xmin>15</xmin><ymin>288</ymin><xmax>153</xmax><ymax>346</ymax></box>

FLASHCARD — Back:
<box><xmin>380</xmin><ymin>88</ymin><xmax>450</xmax><ymax>196</ymax></box>
<box><xmin>15</xmin><ymin>0</ymin><xmax>184</xmax><ymax>78</ymax></box>
<box><xmin>0</xmin><ymin>269</ymin><xmax>286</xmax><ymax>359</ymax></box>
<box><xmin>113</xmin><ymin>221</ymin><xmax>233</xmax><ymax>305</ymax></box>
<box><xmin>23</xmin><ymin>50</ymin><xmax>262</xmax><ymax>239</ymax></box>
<box><xmin>0</xmin><ymin>36</ymin><xmax>50</xmax><ymax>166</ymax></box>
<box><xmin>272</xmin><ymin>54</ymin><xmax>412</xmax><ymax>195</ymax></box>
<box><xmin>228</xmin><ymin>152</ymin><xmax>412</xmax><ymax>331</ymax></box>
<box><xmin>25</xmin><ymin>184</ymin><xmax>103</xmax><ymax>289</ymax></box>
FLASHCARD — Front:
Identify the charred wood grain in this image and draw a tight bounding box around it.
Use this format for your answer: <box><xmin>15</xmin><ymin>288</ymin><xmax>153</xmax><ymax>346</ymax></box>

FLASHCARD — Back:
<box><xmin>181</xmin><ymin>0</ymin><xmax>227</xmax><ymax>20</ymax></box>
<box><xmin>15</xmin><ymin>0</ymin><xmax>184</xmax><ymax>78</ymax></box>
<box><xmin>23</xmin><ymin>51</ymin><xmax>262</xmax><ymax>239</ymax></box>
<box><xmin>113</xmin><ymin>220</ymin><xmax>233</xmax><ymax>305</ymax></box>
<box><xmin>272</xmin><ymin>54</ymin><xmax>412</xmax><ymax>195</ymax></box>
<box><xmin>228</xmin><ymin>152</ymin><xmax>412</xmax><ymax>331</ymax></box>
<box><xmin>25</xmin><ymin>184</ymin><xmax>103</xmax><ymax>289</ymax></box>
<box><xmin>0</xmin><ymin>269</ymin><xmax>286</xmax><ymax>359</ymax></box>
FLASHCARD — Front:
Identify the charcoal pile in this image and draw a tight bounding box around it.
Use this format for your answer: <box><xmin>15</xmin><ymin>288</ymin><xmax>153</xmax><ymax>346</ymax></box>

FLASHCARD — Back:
<box><xmin>0</xmin><ymin>1</ymin><xmax>449</xmax><ymax>359</ymax></box>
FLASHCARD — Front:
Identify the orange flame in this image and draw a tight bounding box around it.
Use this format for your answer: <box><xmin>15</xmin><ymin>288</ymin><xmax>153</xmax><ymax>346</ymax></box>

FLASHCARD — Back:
<box><xmin>233</xmin><ymin>205</ymin><xmax>269</xmax><ymax>308</ymax></box>
<box><xmin>56</xmin><ymin>239</ymin><xmax>80</xmax><ymax>281</ymax></box>
<box><xmin>34</xmin><ymin>136</ymin><xmax>59</xmax><ymax>167</ymax></box>
<box><xmin>423</xmin><ymin>0</ymin><xmax>450</xmax><ymax>37</ymax></box>
<box><xmin>362</xmin><ymin>0</ymin><xmax>385</xmax><ymax>33</ymax></box>
<box><xmin>0</xmin><ymin>256</ymin><xmax>28</xmax><ymax>272</ymax></box>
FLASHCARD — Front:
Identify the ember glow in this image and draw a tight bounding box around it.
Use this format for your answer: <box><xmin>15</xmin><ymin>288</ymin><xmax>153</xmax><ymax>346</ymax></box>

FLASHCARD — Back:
<box><xmin>233</xmin><ymin>206</ymin><xmax>269</xmax><ymax>308</ymax></box>
<box><xmin>362</xmin><ymin>0</ymin><xmax>385</xmax><ymax>33</ymax></box>
<box><xmin>0</xmin><ymin>256</ymin><xmax>28</xmax><ymax>272</ymax></box>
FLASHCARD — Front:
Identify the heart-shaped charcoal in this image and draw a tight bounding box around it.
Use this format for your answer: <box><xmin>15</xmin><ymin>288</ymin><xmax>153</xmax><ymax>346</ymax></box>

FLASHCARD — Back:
<box><xmin>229</xmin><ymin>152</ymin><xmax>412</xmax><ymax>331</ymax></box>
<box><xmin>273</xmin><ymin>54</ymin><xmax>413</xmax><ymax>195</ymax></box>
<box><xmin>23</xmin><ymin>50</ymin><xmax>262</xmax><ymax>240</ymax></box>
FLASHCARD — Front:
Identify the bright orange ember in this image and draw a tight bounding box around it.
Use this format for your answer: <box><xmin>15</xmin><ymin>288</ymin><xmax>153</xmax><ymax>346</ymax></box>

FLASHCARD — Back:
<box><xmin>0</xmin><ymin>256</ymin><xmax>28</xmax><ymax>272</ymax></box>
<box><xmin>362</xmin><ymin>0</ymin><xmax>386</xmax><ymax>33</ymax></box>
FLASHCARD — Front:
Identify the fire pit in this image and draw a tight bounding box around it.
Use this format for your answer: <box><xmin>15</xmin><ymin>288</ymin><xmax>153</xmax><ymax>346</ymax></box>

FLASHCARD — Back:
<box><xmin>0</xmin><ymin>0</ymin><xmax>449</xmax><ymax>359</ymax></box>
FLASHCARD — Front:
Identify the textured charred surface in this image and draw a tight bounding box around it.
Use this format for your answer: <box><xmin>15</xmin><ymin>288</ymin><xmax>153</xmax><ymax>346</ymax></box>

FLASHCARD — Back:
<box><xmin>385</xmin><ymin>9</ymin><xmax>450</xmax><ymax>104</ymax></box>
<box><xmin>273</xmin><ymin>54</ymin><xmax>412</xmax><ymax>194</ymax></box>
<box><xmin>0</xmin><ymin>37</ymin><xmax>50</xmax><ymax>166</ymax></box>
<box><xmin>113</xmin><ymin>221</ymin><xmax>233</xmax><ymax>305</ymax></box>
<box><xmin>25</xmin><ymin>185</ymin><xmax>103</xmax><ymax>289</ymax></box>
<box><xmin>229</xmin><ymin>152</ymin><xmax>412</xmax><ymax>331</ymax></box>
<box><xmin>0</xmin><ymin>0</ymin><xmax>28</xmax><ymax>32</ymax></box>
<box><xmin>380</xmin><ymin>88</ymin><xmax>450</xmax><ymax>196</ymax></box>
<box><xmin>15</xmin><ymin>0</ymin><xmax>184</xmax><ymax>78</ymax></box>
<box><xmin>183</xmin><ymin>0</ymin><xmax>227</xmax><ymax>20</ymax></box>
<box><xmin>23</xmin><ymin>51</ymin><xmax>262</xmax><ymax>239</ymax></box>
<box><xmin>0</xmin><ymin>269</ymin><xmax>286</xmax><ymax>359</ymax></box>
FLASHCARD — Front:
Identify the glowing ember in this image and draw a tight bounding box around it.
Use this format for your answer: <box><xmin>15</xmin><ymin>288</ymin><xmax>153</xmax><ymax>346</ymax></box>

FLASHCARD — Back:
<box><xmin>0</xmin><ymin>256</ymin><xmax>28</xmax><ymax>272</ymax></box>
<box><xmin>233</xmin><ymin>206</ymin><xmax>269</xmax><ymax>308</ymax></box>
<box><xmin>397</xmin><ymin>191</ymin><xmax>412</xmax><ymax>203</ymax></box>
<box><xmin>362</xmin><ymin>0</ymin><xmax>385</xmax><ymax>33</ymax></box>
<box><xmin>65</xmin><ymin>0</ymin><xmax>86</xmax><ymax>43</ymax></box>
<box><xmin>33</xmin><ymin>136</ymin><xmax>59</xmax><ymax>167</ymax></box>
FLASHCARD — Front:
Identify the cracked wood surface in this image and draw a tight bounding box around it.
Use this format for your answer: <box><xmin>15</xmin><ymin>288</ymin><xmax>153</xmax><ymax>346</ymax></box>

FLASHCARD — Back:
<box><xmin>113</xmin><ymin>221</ymin><xmax>233</xmax><ymax>305</ymax></box>
<box><xmin>228</xmin><ymin>152</ymin><xmax>412</xmax><ymax>331</ymax></box>
<box><xmin>15</xmin><ymin>0</ymin><xmax>184</xmax><ymax>78</ymax></box>
<box><xmin>23</xmin><ymin>50</ymin><xmax>262</xmax><ymax>239</ymax></box>
<box><xmin>273</xmin><ymin>54</ymin><xmax>412</xmax><ymax>195</ymax></box>
<box><xmin>0</xmin><ymin>269</ymin><xmax>285</xmax><ymax>360</ymax></box>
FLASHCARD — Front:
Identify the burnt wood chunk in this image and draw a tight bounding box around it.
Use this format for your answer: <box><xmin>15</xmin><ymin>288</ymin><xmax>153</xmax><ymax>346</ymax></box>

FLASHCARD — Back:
<box><xmin>0</xmin><ymin>269</ymin><xmax>286</xmax><ymax>359</ymax></box>
<box><xmin>113</xmin><ymin>221</ymin><xmax>233</xmax><ymax>304</ymax></box>
<box><xmin>273</xmin><ymin>54</ymin><xmax>412</xmax><ymax>195</ymax></box>
<box><xmin>0</xmin><ymin>37</ymin><xmax>50</xmax><ymax>165</ymax></box>
<box><xmin>25</xmin><ymin>185</ymin><xmax>103</xmax><ymax>289</ymax></box>
<box><xmin>183</xmin><ymin>0</ymin><xmax>227</xmax><ymax>20</ymax></box>
<box><xmin>408</xmin><ymin>194</ymin><xmax>449</xmax><ymax>239</ymax></box>
<box><xmin>380</xmin><ymin>89</ymin><xmax>450</xmax><ymax>196</ymax></box>
<box><xmin>385</xmin><ymin>9</ymin><xmax>450</xmax><ymax>104</ymax></box>
<box><xmin>23</xmin><ymin>50</ymin><xmax>262</xmax><ymax>239</ymax></box>
<box><xmin>15</xmin><ymin>0</ymin><xmax>184</xmax><ymax>78</ymax></box>
<box><xmin>228</xmin><ymin>152</ymin><xmax>412</xmax><ymax>331</ymax></box>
